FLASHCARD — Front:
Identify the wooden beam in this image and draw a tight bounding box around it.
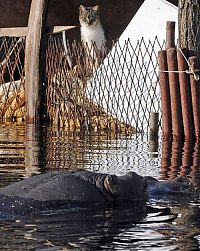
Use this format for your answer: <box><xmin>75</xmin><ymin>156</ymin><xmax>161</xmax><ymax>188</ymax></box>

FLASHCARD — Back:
<box><xmin>25</xmin><ymin>0</ymin><xmax>49</xmax><ymax>124</ymax></box>
<box><xmin>0</xmin><ymin>27</ymin><xmax>28</xmax><ymax>37</ymax></box>
<box><xmin>52</xmin><ymin>25</ymin><xmax>76</xmax><ymax>34</ymax></box>
<box><xmin>0</xmin><ymin>26</ymin><xmax>76</xmax><ymax>37</ymax></box>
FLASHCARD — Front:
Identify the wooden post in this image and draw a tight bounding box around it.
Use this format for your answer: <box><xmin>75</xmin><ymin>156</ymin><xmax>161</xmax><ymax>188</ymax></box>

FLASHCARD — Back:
<box><xmin>166</xmin><ymin>21</ymin><xmax>175</xmax><ymax>49</ymax></box>
<box><xmin>177</xmin><ymin>48</ymin><xmax>194</xmax><ymax>141</ymax></box>
<box><xmin>167</xmin><ymin>48</ymin><xmax>183</xmax><ymax>140</ymax></box>
<box><xmin>25</xmin><ymin>0</ymin><xmax>49</xmax><ymax>124</ymax></box>
<box><xmin>149</xmin><ymin>112</ymin><xmax>159</xmax><ymax>136</ymax></box>
<box><xmin>158</xmin><ymin>50</ymin><xmax>172</xmax><ymax>139</ymax></box>
<box><xmin>148</xmin><ymin>112</ymin><xmax>159</xmax><ymax>157</ymax></box>
<box><xmin>188</xmin><ymin>56</ymin><xmax>200</xmax><ymax>139</ymax></box>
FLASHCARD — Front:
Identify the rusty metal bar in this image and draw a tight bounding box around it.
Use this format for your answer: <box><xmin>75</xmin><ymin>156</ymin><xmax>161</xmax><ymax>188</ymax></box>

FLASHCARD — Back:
<box><xmin>167</xmin><ymin>48</ymin><xmax>183</xmax><ymax>140</ymax></box>
<box><xmin>177</xmin><ymin>48</ymin><xmax>194</xmax><ymax>141</ymax></box>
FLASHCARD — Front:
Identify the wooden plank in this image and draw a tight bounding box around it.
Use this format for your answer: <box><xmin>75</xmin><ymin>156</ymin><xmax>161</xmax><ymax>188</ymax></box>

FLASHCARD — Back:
<box><xmin>25</xmin><ymin>0</ymin><xmax>49</xmax><ymax>124</ymax></box>
<box><xmin>52</xmin><ymin>25</ymin><xmax>76</xmax><ymax>34</ymax></box>
<box><xmin>0</xmin><ymin>26</ymin><xmax>75</xmax><ymax>37</ymax></box>
<box><xmin>0</xmin><ymin>27</ymin><xmax>28</xmax><ymax>37</ymax></box>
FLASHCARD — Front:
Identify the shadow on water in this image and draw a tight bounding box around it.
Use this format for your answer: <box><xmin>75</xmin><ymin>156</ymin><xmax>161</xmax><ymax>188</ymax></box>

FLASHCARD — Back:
<box><xmin>0</xmin><ymin>124</ymin><xmax>200</xmax><ymax>249</ymax></box>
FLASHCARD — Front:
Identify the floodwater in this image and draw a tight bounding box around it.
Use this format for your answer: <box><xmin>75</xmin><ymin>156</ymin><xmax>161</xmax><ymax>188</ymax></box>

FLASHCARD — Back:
<box><xmin>0</xmin><ymin>124</ymin><xmax>200</xmax><ymax>250</ymax></box>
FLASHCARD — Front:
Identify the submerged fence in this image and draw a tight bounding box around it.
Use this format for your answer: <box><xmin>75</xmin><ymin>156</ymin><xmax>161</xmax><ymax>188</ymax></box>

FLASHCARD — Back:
<box><xmin>0</xmin><ymin>34</ymin><xmax>164</xmax><ymax>134</ymax></box>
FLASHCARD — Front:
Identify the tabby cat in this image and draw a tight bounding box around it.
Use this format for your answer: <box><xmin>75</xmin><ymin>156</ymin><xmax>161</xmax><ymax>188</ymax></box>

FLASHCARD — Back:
<box><xmin>79</xmin><ymin>5</ymin><xmax>106</xmax><ymax>71</ymax></box>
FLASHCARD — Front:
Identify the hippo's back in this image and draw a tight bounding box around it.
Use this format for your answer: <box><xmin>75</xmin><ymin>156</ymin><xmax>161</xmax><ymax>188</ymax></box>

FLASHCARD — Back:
<box><xmin>0</xmin><ymin>170</ymin><xmax>107</xmax><ymax>203</ymax></box>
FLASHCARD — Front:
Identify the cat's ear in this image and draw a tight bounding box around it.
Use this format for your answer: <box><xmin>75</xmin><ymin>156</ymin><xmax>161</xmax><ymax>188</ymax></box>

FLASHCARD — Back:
<box><xmin>79</xmin><ymin>5</ymin><xmax>85</xmax><ymax>13</ymax></box>
<box><xmin>93</xmin><ymin>5</ymin><xmax>99</xmax><ymax>12</ymax></box>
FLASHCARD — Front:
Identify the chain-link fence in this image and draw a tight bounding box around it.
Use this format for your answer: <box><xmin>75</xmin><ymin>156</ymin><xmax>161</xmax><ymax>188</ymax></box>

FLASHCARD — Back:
<box><xmin>0</xmin><ymin>37</ymin><xmax>25</xmax><ymax>122</ymax></box>
<box><xmin>45</xmin><ymin>35</ymin><xmax>164</xmax><ymax>134</ymax></box>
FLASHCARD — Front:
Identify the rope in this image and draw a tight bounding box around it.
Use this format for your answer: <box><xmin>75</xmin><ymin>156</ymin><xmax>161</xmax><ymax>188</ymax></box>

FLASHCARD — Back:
<box><xmin>159</xmin><ymin>47</ymin><xmax>200</xmax><ymax>81</ymax></box>
<box><xmin>178</xmin><ymin>47</ymin><xmax>200</xmax><ymax>81</ymax></box>
<box><xmin>159</xmin><ymin>69</ymin><xmax>200</xmax><ymax>74</ymax></box>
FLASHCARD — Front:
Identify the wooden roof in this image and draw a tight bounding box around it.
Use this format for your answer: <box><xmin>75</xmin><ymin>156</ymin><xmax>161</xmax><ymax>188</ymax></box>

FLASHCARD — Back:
<box><xmin>0</xmin><ymin>0</ymin><xmax>178</xmax><ymax>40</ymax></box>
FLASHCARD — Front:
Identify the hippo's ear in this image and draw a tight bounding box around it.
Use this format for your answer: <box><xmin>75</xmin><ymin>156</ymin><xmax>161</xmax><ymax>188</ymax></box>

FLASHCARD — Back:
<box><xmin>104</xmin><ymin>175</ymin><xmax>120</xmax><ymax>196</ymax></box>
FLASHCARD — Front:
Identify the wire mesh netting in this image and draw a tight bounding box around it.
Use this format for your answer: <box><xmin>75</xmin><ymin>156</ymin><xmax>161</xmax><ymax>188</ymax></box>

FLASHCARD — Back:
<box><xmin>45</xmin><ymin>35</ymin><xmax>165</xmax><ymax>134</ymax></box>
<box><xmin>0</xmin><ymin>37</ymin><xmax>25</xmax><ymax>122</ymax></box>
<box><xmin>0</xmin><ymin>34</ymin><xmax>164</xmax><ymax>134</ymax></box>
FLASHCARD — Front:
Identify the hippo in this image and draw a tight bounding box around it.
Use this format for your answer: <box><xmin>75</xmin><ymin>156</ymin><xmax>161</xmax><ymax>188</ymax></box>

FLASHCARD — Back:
<box><xmin>0</xmin><ymin>169</ymin><xmax>198</xmax><ymax>215</ymax></box>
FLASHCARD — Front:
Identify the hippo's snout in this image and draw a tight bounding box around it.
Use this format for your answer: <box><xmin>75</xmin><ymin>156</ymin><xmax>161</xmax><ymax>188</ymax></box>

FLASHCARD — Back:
<box><xmin>146</xmin><ymin>176</ymin><xmax>198</xmax><ymax>201</ymax></box>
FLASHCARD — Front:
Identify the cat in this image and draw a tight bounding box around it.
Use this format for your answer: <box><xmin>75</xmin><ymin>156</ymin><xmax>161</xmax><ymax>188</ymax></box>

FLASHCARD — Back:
<box><xmin>79</xmin><ymin>5</ymin><xmax>106</xmax><ymax>72</ymax></box>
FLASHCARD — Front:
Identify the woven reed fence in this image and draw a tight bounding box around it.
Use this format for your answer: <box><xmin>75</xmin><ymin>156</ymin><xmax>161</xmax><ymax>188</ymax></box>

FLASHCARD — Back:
<box><xmin>0</xmin><ymin>34</ymin><xmax>164</xmax><ymax>134</ymax></box>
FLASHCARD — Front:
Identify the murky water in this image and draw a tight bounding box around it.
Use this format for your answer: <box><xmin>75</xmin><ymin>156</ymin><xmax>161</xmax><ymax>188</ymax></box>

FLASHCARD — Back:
<box><xmin>0</xmin><ymin>124</ymin><xmax>200</xmax><ymax>250</ymax></box>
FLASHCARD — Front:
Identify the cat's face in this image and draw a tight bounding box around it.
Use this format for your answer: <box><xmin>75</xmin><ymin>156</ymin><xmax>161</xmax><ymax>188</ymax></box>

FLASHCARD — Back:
<box><xmin>79</xmin><ymin>5</ymin><xmax>100</xmax><ymax>26</ymax></box>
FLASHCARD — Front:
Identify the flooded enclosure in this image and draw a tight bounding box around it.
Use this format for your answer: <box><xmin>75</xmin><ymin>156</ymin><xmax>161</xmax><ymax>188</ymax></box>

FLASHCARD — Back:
<box><xmin>1</xmin><ymin>1</ymin><xmax>200</xmax><ymax>250</ymax></box>
<box><xmin>0</xmin><ymin>125</ymin><xmax>199</xmax><ymax>250</ymax></box>
<box><xmin>0</xmin><ymin>35</ymin><xmax>200</xmax><ymax>251</ymax></box>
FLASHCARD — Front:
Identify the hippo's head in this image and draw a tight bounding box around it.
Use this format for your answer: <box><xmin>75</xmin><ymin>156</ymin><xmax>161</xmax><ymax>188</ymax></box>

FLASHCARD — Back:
<box><xmin>101</xmin><ymin>172</ymin><xmax>147</xmax><ymax>202</ymax></box>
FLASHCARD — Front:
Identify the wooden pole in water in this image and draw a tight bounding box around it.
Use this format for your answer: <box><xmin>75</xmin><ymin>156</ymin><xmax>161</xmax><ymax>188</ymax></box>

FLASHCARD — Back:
<box><xmin>158</xmin><ymin>50</ymin><xmax>172</xmax><ymax>139</ymax></box>
<box><xmin>149</xmin><ymin>112</ymin><xmax>159</xmax><ymax>136</ymax></box>
<box><xmin>167</xmin><ymin>48</ymin><xmax>183</xmax><ymax>140</ymax></box>
<box><xmin>25</xmin><ymin>0</ymin><xmax>49</xmax><ymax>124</ymax></box>
<box><xmin>188</xmin><ymin>56</ymin><xmax>200</xmax><ymax>139</ymax></box>
<box><xmin>177</xmin><ymin>48</ymin><xmax>194</xmax><ymax>141</ymax></box>
<box><xmin>148</xmin><ymin>112</ymin><xmax>159</xmax><ymax>156</ymax></box>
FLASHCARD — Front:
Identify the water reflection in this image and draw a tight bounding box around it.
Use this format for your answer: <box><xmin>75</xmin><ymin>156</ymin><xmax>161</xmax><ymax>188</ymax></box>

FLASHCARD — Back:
<box><xmin>0</xmin><ymin>124</ymin><xmax>161</xmax><ymax>187</ymax></box>
<box><xmin>25</xmin><ymin>124</ymin><xmax>41</xmax><ymax>176</ymax></box>
<box><xmin>160</xmin><ymin>139</ymin><xmax>200</xmax><ymax>186</ymax></box>
<box><xmin>0</xmin><ymin>125</ymin><xmax>200</xmax><ymax>249</ymax></box>
<box><xmin>43</xmin><ymin>129</ymin><xmax>161</xmax><ymax>177</ymax></box>
<box><xmin>0</xmin><ymin>202</ymin><xmax>200</xmax><ymax>250</ymax></box>
<box><xmin>0</xmin><ymin>204</ymin><xmax>177</xmax><ymax>250</ymax></box>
